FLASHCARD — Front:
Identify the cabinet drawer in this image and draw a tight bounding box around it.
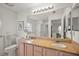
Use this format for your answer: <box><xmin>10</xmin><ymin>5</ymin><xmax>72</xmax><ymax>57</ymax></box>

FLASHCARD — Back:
<box><xmin>34</xmin><ymin>46</ymin><xmax>43</xmax><ymax>56</ymax></box>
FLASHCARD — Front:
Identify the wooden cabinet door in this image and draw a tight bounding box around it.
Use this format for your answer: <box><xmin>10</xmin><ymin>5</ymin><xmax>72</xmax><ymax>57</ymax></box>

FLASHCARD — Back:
<box><xmin>43</xmin><ymin>48</ymin><xmax>46</xmax><ymax>56</ymax></box>
<box><xmin>34</xmin><ymin>46</ymin><xmax>43</xmax><ymax>56</ymax></box>
<box><xmin>45</xmin><ymin>48</ymin><xmax>59</xmax><ymax>56</ymax></box>
<box><xmin>25</xmin><ymin>44</ymin><xmax>33</xmax><ymax>56</ymax></box>
<box><xmin>18</xmin><ymin>42</ymin><xmax>25</xmax><ymax>56</ymax></box>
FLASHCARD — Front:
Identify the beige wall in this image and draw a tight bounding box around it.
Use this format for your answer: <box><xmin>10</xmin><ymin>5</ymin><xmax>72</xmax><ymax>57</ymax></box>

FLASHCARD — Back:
<box><xmin>0</xmin><ymin>5</ymin><xmax>17</xmax><ymax>35</ymax></box>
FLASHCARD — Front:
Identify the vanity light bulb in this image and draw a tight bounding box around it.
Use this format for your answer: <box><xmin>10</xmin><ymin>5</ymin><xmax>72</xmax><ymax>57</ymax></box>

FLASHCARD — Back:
<box><xmin>48</xmin><ymin>6</ymin><xmax>50</xmax><ymax>10</ymax></box>
<box><xmin>38</xmin><ymin>9</ymin><xmax>40</xmax><ymax>12</ymax></box>
<box><xmin>33</xmin><ymin>11</ymin><xmax>36</xmax><ymax>13</ymax></box>
<box><xmin>50</xmin><ymin>6</ymin><xmax>53</xmax><ymax>9</ymax></box>
<box><xmin>41</xmin><ymin>9</ymin><xmax>43</xmax><ymax>11</ymax></box>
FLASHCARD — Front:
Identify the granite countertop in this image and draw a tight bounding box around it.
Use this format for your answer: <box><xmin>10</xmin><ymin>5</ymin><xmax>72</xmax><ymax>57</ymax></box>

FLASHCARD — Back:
<box><xmin>20</xmin><ymin>37</ymin><xmax>79</xmax><ymax>55</ymax></box>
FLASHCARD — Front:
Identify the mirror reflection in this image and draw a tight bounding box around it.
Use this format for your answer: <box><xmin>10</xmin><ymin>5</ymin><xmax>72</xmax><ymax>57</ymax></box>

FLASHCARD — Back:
<box><xmin>24</xmin><ymin>4</ymin><xmax>79</xmax><ymax>40</ymax></box>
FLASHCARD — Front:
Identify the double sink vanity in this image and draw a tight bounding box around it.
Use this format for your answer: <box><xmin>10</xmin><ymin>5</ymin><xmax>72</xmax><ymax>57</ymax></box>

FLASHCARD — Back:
<box><xmin>17</xmin><ymin>37</ymin><xmax>79</xmax><ymax>56</ymax></box>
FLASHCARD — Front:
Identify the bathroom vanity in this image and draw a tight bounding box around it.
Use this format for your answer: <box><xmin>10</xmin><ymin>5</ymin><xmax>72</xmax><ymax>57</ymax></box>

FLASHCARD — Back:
<box><xmin>17</xmin><ymin>38</ymin><xmax>79</xmax><ymax>56</ymax></box>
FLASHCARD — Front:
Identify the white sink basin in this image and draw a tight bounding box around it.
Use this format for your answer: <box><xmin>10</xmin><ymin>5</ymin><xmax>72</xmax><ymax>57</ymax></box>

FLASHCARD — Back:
<box><xmin>52</xmin><ymin>43</ymin><xmax>67</xmax><ymax>49</ymax></box>
<box><xmin>26</xmin><ymin>40</ymin><xmax>33</xmax><ymax>43</ymax></box>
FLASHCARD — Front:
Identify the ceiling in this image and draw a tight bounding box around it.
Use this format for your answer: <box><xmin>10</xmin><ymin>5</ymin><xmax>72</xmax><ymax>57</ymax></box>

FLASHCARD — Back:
<box><xmin>0</xmin><ymin>3</ymin><xmax>73</xmax><ymax>13</ymax></box>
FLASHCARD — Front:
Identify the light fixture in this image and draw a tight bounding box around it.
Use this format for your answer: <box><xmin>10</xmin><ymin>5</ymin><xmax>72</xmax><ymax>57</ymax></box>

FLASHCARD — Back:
<box><xmin>32</xmin><ymin>5</ymin><xmax>54</xmax><ymax>15</ymax></box>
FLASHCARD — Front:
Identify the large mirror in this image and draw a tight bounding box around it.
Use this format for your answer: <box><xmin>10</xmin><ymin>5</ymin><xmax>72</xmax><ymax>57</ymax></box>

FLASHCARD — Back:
<box><xmin>26</xmin><ymin>15</ymin><xmax>49</xmax><ymax>37</ymax></box>
<box><xmin>27</xmin><ymin>7</ymin><xmax>68</xmax><ymax>38</ymax></box>
<box><xmin>25</xmin><ymin>4</ymin><xmax>78</xmax><ymax>39</ymax></box>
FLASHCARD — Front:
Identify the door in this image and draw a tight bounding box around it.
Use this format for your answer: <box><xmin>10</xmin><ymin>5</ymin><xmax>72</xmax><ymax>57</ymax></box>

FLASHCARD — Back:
<box><xmin>0</xmin><ymin>19</ymin><xmax>4</xmax><ymax>55</ymax></box>
<box><xmin>0</xmin><ymin>36</ymin><xmax>4</xmax><ymax>56</ymax></box>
